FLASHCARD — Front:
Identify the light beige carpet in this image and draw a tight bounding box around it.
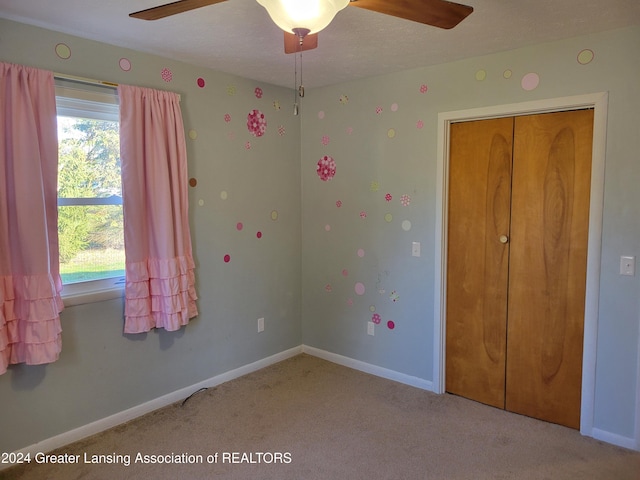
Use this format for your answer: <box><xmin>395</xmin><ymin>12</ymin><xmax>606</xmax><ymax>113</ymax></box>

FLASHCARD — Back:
<box><xmin>3</xmin><ymin>354</ymin><xmax>639</xmax><ymax>479</ymax></box>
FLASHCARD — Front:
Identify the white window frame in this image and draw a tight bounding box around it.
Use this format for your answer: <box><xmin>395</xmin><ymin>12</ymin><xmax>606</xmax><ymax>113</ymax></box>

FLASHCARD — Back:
<box><xmin>55</xmin><ymin>80</ymin><xmax>124</xmax><ymax>307</ymax></box>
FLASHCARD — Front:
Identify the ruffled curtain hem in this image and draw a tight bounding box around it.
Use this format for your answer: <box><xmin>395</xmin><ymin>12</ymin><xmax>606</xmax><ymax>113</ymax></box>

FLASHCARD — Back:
<box><xmin>0</xmin><ymin>274</ymin><xmax>64</xmax><ymax>375</ymax></box>
<box><xmin>124</xmin><ymin>255</ymin><xmax>198</xmax><ymax>334</ymax></box>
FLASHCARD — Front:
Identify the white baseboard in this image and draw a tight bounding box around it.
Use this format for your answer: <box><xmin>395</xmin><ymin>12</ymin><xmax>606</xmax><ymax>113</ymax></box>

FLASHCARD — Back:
<box><xmin>6</xmin><ymin>345</ymin><xmax>302</xmax><ymax>468</ymax></box>
<box><xmin>591</xmin><ymin>428</ymin><xmax>639</xmax><ymax>451</ymax></box>
<box><xmin>302</xmin><ymin>344</ymin><xmax>434</xmax><ymax>391</ymax></box>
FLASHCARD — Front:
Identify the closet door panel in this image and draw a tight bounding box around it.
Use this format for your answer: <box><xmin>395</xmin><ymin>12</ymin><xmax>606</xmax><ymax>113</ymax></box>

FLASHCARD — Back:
<box><xmin>446</xmin><ymin>117</ymin><xmax>514</xmax><ymax>409</ymax></box>
<box><xmin>506</xmin><ymin>110</ymin><xmax>593</xmax><ymax>429</ymax></box>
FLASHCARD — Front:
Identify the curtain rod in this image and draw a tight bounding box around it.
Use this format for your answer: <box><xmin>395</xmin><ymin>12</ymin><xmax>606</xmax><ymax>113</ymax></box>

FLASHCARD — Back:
<box><xmin>53</xmin><ymin>72</ymin><xmax>182</xmax><ymax>101</ymax></box>
<box><xmin>54</xmin><ymin>72</ymin><xmax>118</xmax><ymax>89</ymax></box>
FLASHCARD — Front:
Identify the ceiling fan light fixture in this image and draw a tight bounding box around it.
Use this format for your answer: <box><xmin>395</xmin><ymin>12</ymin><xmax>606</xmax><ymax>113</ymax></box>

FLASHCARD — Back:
<box><xmin>257</xmin><ymin>0</ymin><xmax>349</xmax><ymax>36</ymax></box>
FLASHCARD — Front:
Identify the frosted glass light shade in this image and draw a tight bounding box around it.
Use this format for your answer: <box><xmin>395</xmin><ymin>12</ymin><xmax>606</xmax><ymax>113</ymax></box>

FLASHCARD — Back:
<box><xmin>257</xmin><ymin>0</ymin><xmax>350</xmax><ymax>35</ymax></box>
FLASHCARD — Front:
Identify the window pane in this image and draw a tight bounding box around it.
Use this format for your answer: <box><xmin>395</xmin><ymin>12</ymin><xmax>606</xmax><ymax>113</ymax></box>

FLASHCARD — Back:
<box><xmin>58</xmin><ymin>205</ymin><xmax>124</xmax><ymax>284</ymax></box>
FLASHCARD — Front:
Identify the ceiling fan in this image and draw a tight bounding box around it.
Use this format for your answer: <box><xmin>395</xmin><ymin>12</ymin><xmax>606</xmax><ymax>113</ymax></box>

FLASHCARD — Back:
<box><xmin>129</xmin><ymin>0</ymin><xmax>473</xmax><ymax>53</ymax></box>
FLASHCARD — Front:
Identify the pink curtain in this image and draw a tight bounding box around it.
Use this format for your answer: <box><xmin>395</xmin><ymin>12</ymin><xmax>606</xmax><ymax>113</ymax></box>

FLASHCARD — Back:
<box><xmin>0</xmin><ymin>62</ymin><xmax>63</xmax><ymax>375</ymax></box>
<box><xmin>118</xmin><ymin>85</ymin><xmax>198</xmax><ymax>334</ymax></box>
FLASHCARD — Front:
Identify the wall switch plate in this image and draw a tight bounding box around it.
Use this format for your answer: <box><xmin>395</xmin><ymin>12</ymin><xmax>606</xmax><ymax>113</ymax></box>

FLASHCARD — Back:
<box><xmin>620</xmin><ymin>256</ymin><xmax>635</xmax><ymax>276</ymax></box>
<box><xmin>367</xmin><ymin>321</ymin><xmax>375</xmax><ymax>336</ymax></box>
<box><xmin>412</xmin><ymin>242</ymin><xmax>421</xmax><ymax>257</ymax></box>
<box><xmin>258</xmin><ymin>317</ymin><xmax>265</xmax><ymax>332</ymax></box>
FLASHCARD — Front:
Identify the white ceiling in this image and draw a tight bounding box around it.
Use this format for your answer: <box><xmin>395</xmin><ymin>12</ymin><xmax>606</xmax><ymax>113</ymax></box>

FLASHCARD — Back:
<box><xmin>1</xmin><ymin>0</ymin><xmax>639</xmax><ymax>89</ymax></box>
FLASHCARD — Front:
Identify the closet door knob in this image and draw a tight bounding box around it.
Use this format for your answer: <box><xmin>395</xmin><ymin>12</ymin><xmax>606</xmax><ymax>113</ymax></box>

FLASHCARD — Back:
<box><xmin>499</xmin><ymin>235</ymin><xmax>509</xmax><ymax>244</ymax></box>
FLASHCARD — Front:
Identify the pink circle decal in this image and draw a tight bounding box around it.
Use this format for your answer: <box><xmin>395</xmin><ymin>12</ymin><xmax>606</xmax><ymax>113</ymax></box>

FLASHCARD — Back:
<box><xmin>387</xmin><ymin>320</ymin><xmax>395</xmax><ymax>330</ymax></box>
<box><xmin>521</xmin><ymin>72</ymin><xmax>540</xmax><ymax>91</ymax></box>
<box><xmin>223</xmin><ymin>254</ymin><xmax>231</xmax><ymax>263</ymax></box>
<box><xmin>119</xmin><ymin>58</ymin><xmax>132</xmax><ymax>72</ymax></box>
<box><xmin>325</xmin><ymin>224</ymin><xmax>331</xmax><ymax>231</ymax></box>
<box><xmin>236</xmin><ymin>222</ymin><xmax>243</xmax><ymax>231</ymax></box>
<box><xmin>247</xmin><ymin>109</ymin><xmax>267</xmax><ymax>137</ymax></box>
<box><xmin>372</xmin><ymin>313</ymin><xmax>381</xmax><ymax>324</ymax></box>
<box><xmin>197</xmin><ymin>77</ymin><xmax>205</xmax><ymax>88</ymax></box>
<box><xmin>161</xmin><ymin>68</ymin><xmax>173</xmax><ymax>82</ymax></box>
<box><xmin>256</xmin><ymin>231</ymin><xmax>262</xmax><ymax>239</ymax></box>
<box><xmin>316</xmin><ymin>155</ymin><xmax>336</xmax><ymax>181</ymax></box>
<box><xmin>355</xmin><ymin>282</ymin><xmax>365</xmax><ymax>295</ymax></box>
<box><xmin>357</xmin><ymin>248</ymin><xmax>365</xmax><ymax>258</ymax></box>
<box><xmin>342</xmin><ymin>269</ymin><xmax>348</xmax><ymax>277</ymax></box>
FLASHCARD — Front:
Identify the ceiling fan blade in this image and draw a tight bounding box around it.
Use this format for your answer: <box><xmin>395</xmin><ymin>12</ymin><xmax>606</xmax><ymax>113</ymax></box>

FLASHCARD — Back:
<box><xmin>129</xmin><ymin>0</ymin><xmax>227</xmax><ymax>20</ymax></box>
<box><xmin>349</xmin><ymin>0</ymin><xmax>473</xmax><ymax>29</ymax></box>
<box><xmin>284</xmin><ymin>32</ymin><xmax>319</xmax><ymax>54</ymax></box>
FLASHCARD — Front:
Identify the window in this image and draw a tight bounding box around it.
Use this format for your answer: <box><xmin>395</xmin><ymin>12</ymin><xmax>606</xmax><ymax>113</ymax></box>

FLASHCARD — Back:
<box><xmin>55</xmin><ymin>79</ymin><xmax>124</xmax><ymax>303</ymax></box>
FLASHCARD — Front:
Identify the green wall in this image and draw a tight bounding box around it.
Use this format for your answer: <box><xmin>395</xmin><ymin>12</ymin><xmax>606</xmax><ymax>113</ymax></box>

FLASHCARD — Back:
<box><xmin>0</xmin><ymin>17</ymin><xmax>302</xmax><ymax>453</ymax></box>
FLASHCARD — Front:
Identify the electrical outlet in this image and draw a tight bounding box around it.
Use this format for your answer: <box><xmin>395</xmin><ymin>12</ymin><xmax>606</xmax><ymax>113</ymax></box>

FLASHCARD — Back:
<box><xmin>367</xmin><ymin>321</ymin><xmax>375</xmax><ymax>336</ymax></box>
<box><xmin>258</xmin><ymin>317</ymin><xmax>265</xmax><ymax>332</ymax></box>
<box><xmin>620</xmin><ymin>256</ymin><xmax>635</xmax><ymax>276</ymax></box>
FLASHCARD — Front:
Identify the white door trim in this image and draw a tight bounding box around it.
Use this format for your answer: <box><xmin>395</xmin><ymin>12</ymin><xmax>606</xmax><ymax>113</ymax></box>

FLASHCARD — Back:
<box><xmin>433</xmin><ymin>92</ymin><xmax>608</xmax><ymax>438</ymax></box>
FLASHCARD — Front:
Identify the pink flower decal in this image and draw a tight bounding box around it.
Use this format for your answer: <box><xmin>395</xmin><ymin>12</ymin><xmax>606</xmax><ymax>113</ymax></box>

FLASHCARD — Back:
<box><xmin>346</xmin><ymin>127</ymin><xmax>353</xmax><ymax>135</ymax></box>
<box><xmin>372</xmin><ymin>313</ymin><xmax>381</xmax><ymax>324</ymax></box>
<box><xmin>278</xmin><ymin>125</ymin><xmax>286</xmax><ymax>136</ymax></box>
<box><xmin>325</xmin><ymin>284</ymin><xmax>333</xmax><ymax>293</ymax></box>
<box><xmin>385</xmin><ymin>193</ymin><xmax>392</xmax><ymax>202</ymax></box>
<box><xmin>247</xmin><ymin>109</ymin><xmax>267</xmax><ymax>137</ymax></box>
<box><xmin>360</xmin><ymin>211</ymin><xmax>367</xmax><ymax>219</ymax></box>
<box><xmin>376</xmin><ymin>106</ymin><xmax>383</xmax><ymax>115</ymax></box>
<box><xmin>336</xmin><ymin>200</ymin><xmax>342</xmax><ymax>208</ymax></box>
<box><xmin>245</xmin><ymin>141</ymin><xmax>251</xmax><ymax>149</ymax></box>
<box><xmin>161</xmin><ymin>68</ymin><xmax>173</xmax><ymax>82</ymax></box>
<box><xmin>224</xmin><ymin>113</ymin><xmax>231</xmax><ymax>123</ymax></box>
<box><xmin>416</xmin><ymin>120</ymin><xmax>424</xmax><ymax>129</ymax></box>
<box><xmin>255</xmin><ymin>87</ymin><xmax>263</xmax><ymax>98</ymax></box>
<box><xmin>401</xmin><ymin>194</ymin><xmax>411</xmax><ymax>207</ymax></box>
<box><xmin>420</xmin><ymin>84</ymin><xmax>428</xmax><ymax>94</ymax></box>
<box><xmin>322</xmin><ymin>135</ymin><xmax>330</xmax><ymax>145</ymax></box>
<box><xmin>316</xmin><ymin>155</ymin><xmax>337</xmax><ymax>181</ymax></box>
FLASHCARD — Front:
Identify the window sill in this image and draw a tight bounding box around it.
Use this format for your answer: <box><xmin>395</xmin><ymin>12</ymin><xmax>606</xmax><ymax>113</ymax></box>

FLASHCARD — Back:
<box><xmin>61</xmin><ymin>278</ymin><xmax>125</xmax><ymax>307</ymax></box>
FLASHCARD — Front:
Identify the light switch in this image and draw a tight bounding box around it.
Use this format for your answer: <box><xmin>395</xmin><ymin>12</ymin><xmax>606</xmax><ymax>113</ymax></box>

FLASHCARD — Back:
<box><xmin>412</xmin><ymin>242</ymin><xmax>421</xmax><ymax>257</ymax></box>
<box><xmin>620</xmin><ymin>256</ymin><xmax>635</xmax><ymax>276</ymax></box>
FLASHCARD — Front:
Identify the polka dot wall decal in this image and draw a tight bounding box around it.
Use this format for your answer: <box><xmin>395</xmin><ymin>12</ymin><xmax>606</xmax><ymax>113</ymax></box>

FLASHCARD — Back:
<box><xmin>385</xmin><ymin>193</ymin><xmax>392</xmax><ymax>202</ymax></box>
<box><xmin>318</xmin><ymin>111</ymin><xmax>325</xmax><ymax>119</ymax></box>
<box><xmin>247</xmin><ymin>109</ymin><xmax>267</xmax><ymax>137</ymax></box>
<box><xmin>370</xmin><ymin>181</ymin><xmax>379</xmax><ymax>192</ymax></box>
<box><xmin>236</xmin><ymin>222</ymin><xmax>243</xmax><ymax>231</ymax></box>
<box><xmin>375</xmin><ymin>106</ymin><xmax>383</xmax><ymax>114</ymax></box>
<box><xmin>503</xmin><ymin>69</ymin><xmax>512</xmax><ymax>79</ymax></box>
<box><xmin>336</xmin><ymin>200</ymin><xmax>342</xmax><ymax>208</ymax></box>
<box><xmin>577</xmin><ymin>49</ymin><xmax>594</xmax><ymax>65</ymax></box>
<box><xmin>227</xmin><ymin>85</ymin><xmax>237</xmax><ymax>95</ymax></box>
<box><xmin>521</xmin><ymin>72</ymin><xmax>540</xmax><ymax>91</ymax></box>
<box><xmin>369</xmin><ymin>305</ymin><xmax>376</xmax><ymax>312</ymax></box>
<box><xmin>220</xmin><ymin>191</ymin><xmax>228</xmax><ymax>200</ymax></box>
<box><xmin>189</xmin><ymin>130</ymin><xmax>197</xmax><ymax>140</ymax></box>
<box><xmin>198</xmin><ymin>199</ymin><xmax>205</xmax><ymax>206</ymax></box>
<box><xmin>224</xmin><ymin>113</ymin><xmax>231</xmax><ymax>123</ymax></box>
<box><xmin>342</xmin><ymin>269</ymin><xmax>348</xmax><ymax>277</ymax></box>
<box><xmin>372</xmin><ymin>313</ymin><xmax>382</xmax><ymax>324</ymax></box>
<box><xmin>189</xmin><ymin>178</ymin><xmax>197</xmax><ymax>187</ymax></box>
<box><xmin>347</xmin><ymin>298</ymin><xmax>353</xmax><ymax>306</ymax></box>
<box><xmin>55</xmin><ymin>43</ymin><xmax>71</xmax><ymax>59</ymax></box>
<box><xmin>400</xmin><ymin>194</ymin><xmax>411</xmax><ymax>206</ymax></box>
<box><xmin>119</xmin><ymin>58</ymin><xmax>132</xmax><ymax>72</ymax></box>
<box><xmin>357</xmin><ymin>248</ymin><xmax>365</xmax><ymax>258</ymax></box>
<box><xmin>416</xmin><ymin>120</ymin><xmax>424</xmax><ymax>129</ymax></box>
<box><xmin>390</xmin><ymin>290</ymin><xmax>400</xmax><ymax>302</ymax></box>
<box><xmin>254</xmin><ymin>87</ymin><xmax>263</xmax><ymax>98</ymax></box>
<box><xmin>391</xmin><ymin>103</ymin><xmax>398</xmax><ymax>112</ymax></box>
<box><xmin>325</xmin><ymin>224</ymin><xmax>331</xmax><ymax>231</ymax></box>
<box><xmin>271</xmin><ymin>210</ymin><xmax>278</xmax><ymax>221</ymax></box>
<box><xmin>475</xmin><ymin>69</ymin><xmax>487</xmax><ymax>81</ymax></box>
<box><xmin>278</xmin><ymin>125</ymin><xmax>286</xmax><ymax>136</ymax></box>
<box><xmin>420</xmin><ymin>84</ymin><xmax>428</xmax><ymax>94</ymax></box>
<box><xmin>224</xmin><ymin>254</ymin><xmax>231</xmax><ymax>263</ymax></box>
<box><xmin>256</xmin><ymin>231</ymin><xmax>263</xmax><ymax>239</ymax></box>
<box><xmin>316</xmin><ymin>155</ymin><xmax>337</xmax><ymax>181</ymax></box>
<box><xmin>339</xmin><ymin>95</ymin><xmax>349</xmax><ymax>104</ymax></box>
<box><xmin>355</xmin><ymin>282</ymin><xmax>366</xmax><ymax>295</ymax></box>
<box><xmin>387</xmin><ymin>128</ymin><xmax>396</xmax><ymax>139</ymax></box>
<box><xmin>402</xmin><ymin>220</ymin><xmax>412</xmax><ymax>231</ymax></box>
<box><xmin>346</xmin><ymin>127</ymin><xmax>353</xmax><ymax>135</ymax></box>
<box><xmin>161</xmin><ymin>68</ymin><xmax>173</xmax><ymax>82</ymax></box>
<box><xmin>197</xmin><ymin>77</ymin><xmax>206</xmax><ymax>88</ymax></box>
<box><xmin>273</xmin><ymin>101</ymin><xmax>281</xmax><ymax>110</ymax></box>
<box><xmin>245</xmin><ymin>141</ymin><xmax>251</xmax><ymax>149</ymax></box>
<box><xmin>325</xmin><ymin>284</ymin><xmax>333</xmax><ymax>293</ymax></box>
<box><xmin>359</xmin><ymin>211</ymin><xmax>367</xmax><ymax>219</ymax></box>
<box><xmin>321</xmin><ymin>135</ymin><xmax>330</xmax><ymax>145</ymax></box>
<box><xmin>387</xmin><ymin>320</ymin><xmax>395</xmax><ymax>330</ymax></box>
<box><xmin>384</xmin><ymin>213</ymin><xmax>393</xmax><ymax>223</ymax></box>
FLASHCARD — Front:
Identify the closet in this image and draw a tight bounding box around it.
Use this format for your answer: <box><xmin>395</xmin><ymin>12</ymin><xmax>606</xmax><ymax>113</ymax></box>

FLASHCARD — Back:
<box><xmin>445</xmin><ymin>109</ymin><xmax>594</xmax><ymax>429</ymax></box>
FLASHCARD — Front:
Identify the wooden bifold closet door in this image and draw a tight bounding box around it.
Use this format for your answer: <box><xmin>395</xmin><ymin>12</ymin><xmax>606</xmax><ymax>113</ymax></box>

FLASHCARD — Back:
<box><xmin>445</xmin><ymin>109</ymin><xmax>594</xmax><ymax>429</ymax></box>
